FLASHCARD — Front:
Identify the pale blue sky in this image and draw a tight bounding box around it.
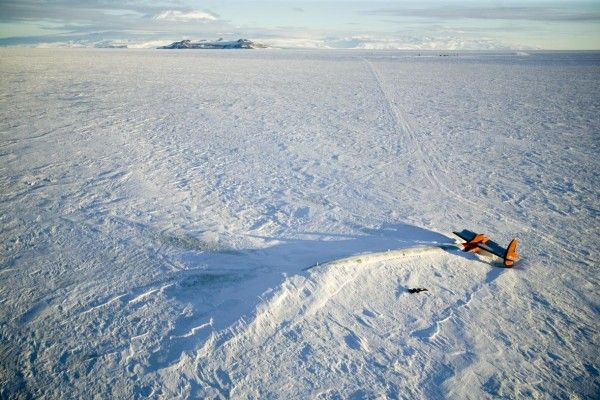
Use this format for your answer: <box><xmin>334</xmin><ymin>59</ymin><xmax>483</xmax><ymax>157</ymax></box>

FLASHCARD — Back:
<box><xmin>0</xmin><ymin>1</ymin><xmax>598</xmax><ymax>49</ymax></box>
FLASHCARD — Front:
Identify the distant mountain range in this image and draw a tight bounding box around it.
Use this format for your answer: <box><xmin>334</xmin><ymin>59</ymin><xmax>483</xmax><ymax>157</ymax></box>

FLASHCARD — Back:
<box><xmin>158</xmin><ymin>39</ymin><xmax>267</xmax><ymax>49</ymax></box>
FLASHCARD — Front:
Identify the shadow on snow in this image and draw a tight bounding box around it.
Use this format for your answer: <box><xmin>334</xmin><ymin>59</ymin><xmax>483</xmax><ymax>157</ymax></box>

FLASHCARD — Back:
<box><xmin>147</xmin><ymin>223</ymin><xmax>475</xmax><ymax>371</ymax></box>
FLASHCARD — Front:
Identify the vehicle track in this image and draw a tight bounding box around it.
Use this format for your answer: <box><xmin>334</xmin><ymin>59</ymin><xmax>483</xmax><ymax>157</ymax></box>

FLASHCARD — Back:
<box><xmin>362</xmin><ymin>58</ymin><xmax>579</xmax><ymax>261</ymax></box>
<box><xmin>362</xmin><ymin>58</ymin><xmax>441</xmax><ymax>193</ymax></box>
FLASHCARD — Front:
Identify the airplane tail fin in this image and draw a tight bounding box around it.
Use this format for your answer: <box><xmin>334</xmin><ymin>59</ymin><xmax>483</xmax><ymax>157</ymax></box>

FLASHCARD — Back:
<box><xmin>503</xmin><ymin>238</ymin><xmax>519</xmax><ymax>267</ymax></box>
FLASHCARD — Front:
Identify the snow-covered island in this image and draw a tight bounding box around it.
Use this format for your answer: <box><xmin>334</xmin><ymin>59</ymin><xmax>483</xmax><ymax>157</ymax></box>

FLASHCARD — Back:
<box><xmin>158</xmin><ymin>38</ymin><xmax>267</xmax><ymax>49</ymax></box>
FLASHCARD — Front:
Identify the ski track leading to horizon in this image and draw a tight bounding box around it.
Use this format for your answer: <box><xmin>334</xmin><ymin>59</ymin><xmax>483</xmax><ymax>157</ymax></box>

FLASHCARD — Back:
<box><xmin>1</xmin><ymin>49</ymin><xmax>599</xmax><ymax>399</ymax></box>
<box><xmin>363</xmin><ymin>57</ymin><xmax>584</xmax><ymax>264</ymax></box>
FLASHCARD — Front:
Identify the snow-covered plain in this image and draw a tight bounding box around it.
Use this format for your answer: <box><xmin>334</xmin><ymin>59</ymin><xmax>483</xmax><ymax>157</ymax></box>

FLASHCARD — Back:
<box><xmin>1</xmin><ymin>48</ymin><xmax>599</xmax><ymax>399</ymax></box>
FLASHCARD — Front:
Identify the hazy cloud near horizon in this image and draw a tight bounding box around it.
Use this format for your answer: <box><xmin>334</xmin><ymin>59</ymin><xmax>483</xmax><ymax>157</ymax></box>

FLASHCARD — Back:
<box><xmin>367</xmin><ymin>3</ymin><xmax>600</xmax><ymax>22</ymax></box>
<box><xmin>0</xmin><ymin>0</ymin><xmax>598</xmax><ymax>49</ymax></box>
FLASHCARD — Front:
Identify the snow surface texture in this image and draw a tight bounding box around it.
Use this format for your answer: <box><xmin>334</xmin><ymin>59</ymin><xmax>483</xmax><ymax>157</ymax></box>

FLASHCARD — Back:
<box><xmin>1</xmin><ymin>49</ymin><xmax>599</xmax><ymax>399</ymax></box>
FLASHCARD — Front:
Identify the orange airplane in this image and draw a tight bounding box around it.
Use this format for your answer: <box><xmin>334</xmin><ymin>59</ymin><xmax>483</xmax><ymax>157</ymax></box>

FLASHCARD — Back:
<box><xmin>453</xmin><ymin>229</ymin><xmax>519</xmax><ymax>267</ymax></box>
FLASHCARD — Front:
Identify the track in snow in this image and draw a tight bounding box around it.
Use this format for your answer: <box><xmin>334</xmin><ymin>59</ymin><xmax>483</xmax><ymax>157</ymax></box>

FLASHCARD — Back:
<box><xmin>363</xmin><ymin>58</ymin><xmax>581</xmax><ymax>262</ymax></box>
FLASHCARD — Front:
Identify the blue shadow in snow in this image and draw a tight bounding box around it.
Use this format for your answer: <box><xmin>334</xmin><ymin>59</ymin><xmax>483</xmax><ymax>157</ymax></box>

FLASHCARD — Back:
<box><xmin>147</xmin><ymin>223</ymin><xmax>467</xmax><ymax>371</ymax></box>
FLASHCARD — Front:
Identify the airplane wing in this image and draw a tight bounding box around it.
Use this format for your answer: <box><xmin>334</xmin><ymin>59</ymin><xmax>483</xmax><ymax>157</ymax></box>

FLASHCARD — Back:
<box><xmin>454</xmin><ymin>230</ymin><xmax>508</xmax><ymax>258</ymax></box>
<box><xmin>453</xmin><ymin>229</ymin><xmax>478</xmax><ymax>242</ymax></box>
<box><xmin>477</xmin><ymin>240</ymin><xmax>507</xmax><ymax>258</ymax></box>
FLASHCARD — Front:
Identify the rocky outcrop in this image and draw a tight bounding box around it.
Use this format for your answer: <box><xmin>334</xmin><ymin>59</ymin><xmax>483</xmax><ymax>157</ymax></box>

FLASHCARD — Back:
<box><xmin>158</xmin><ymin>39</ymin><xmax>267</xmax><ymax>49</ymax></box>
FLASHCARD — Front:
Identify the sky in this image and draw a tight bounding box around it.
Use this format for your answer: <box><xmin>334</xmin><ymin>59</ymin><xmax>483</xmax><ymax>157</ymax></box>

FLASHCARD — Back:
<box><xmin>0</xmin><ymin>1</ymin><xmax>599</xmax><ymax>49</ymax></box>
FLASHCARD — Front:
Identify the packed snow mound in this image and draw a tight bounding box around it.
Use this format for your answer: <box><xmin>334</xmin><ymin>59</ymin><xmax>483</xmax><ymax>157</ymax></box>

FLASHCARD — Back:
<box><xmin>192</xmin><ymin>250</ymin><xmax>474</xmax><ymax>398</ymax></box>
<box><xmin>174</xmin><ymin>248</ymin><xmax>592</xmax><ymax>398</ymax></box>
<box><xmin>158</xmin><ymin>39</ymin><xmax>267</xmax><ymax>49</ymax></box>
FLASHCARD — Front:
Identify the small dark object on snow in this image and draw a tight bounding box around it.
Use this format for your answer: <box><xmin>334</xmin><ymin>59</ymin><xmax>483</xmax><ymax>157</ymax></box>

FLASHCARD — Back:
<box><xmin>408</xmin><ymin>288</ymin><xmax>428</xmax><ymax>294</ymax></box>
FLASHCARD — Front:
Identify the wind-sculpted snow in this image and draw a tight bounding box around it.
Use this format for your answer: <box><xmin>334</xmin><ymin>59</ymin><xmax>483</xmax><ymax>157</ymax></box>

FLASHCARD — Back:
<box><xmin>0</xmin><ymin>48</ymin><xmax>598</xmax><ymax>398</ymax></box>
<box><xmin>193</xmin><ymin>251</ymin><xmax>512</xmax><ymax>398</ymax></box>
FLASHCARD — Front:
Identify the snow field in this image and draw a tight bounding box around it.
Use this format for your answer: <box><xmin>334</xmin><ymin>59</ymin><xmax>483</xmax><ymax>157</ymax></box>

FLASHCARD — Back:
<box><xmin>0</xmin><ymin>49</ymin><xmax>599</xmax><ymax>398</ymax></box>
